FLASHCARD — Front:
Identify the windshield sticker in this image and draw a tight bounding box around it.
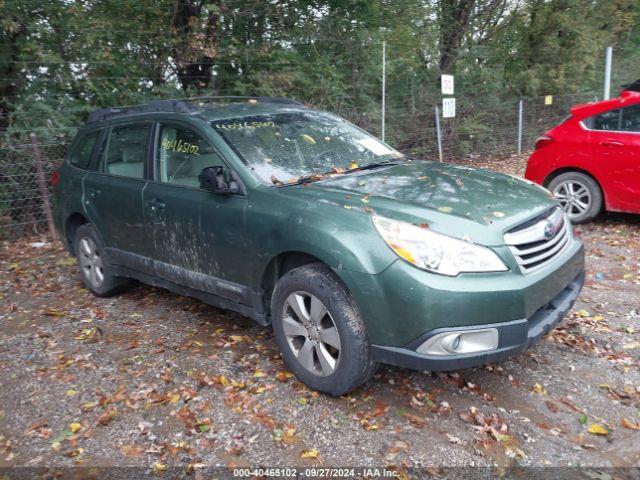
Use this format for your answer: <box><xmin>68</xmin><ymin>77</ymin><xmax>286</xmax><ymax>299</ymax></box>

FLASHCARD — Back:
<box><xmin>215</xmin><ymin>121</ymin><xmax>276</xmax><ymax>131</ymax></box>
<box><xmin>358</xmin><ymin>138</ymin><xmax>395</xmax><ymax>156</ymax></box>
<box><xmin>161</xmin><ymin>139</ymin><xmax>200</xmax><ymax>155</ymax></box>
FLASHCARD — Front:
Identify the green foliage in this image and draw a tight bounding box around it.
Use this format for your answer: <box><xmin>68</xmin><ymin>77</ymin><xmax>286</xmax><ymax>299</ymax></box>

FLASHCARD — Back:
<box><xmin>0</xmin><ymin>0</ymin><xmax>638</xmax><ymax>149</ymax></box>
<box><xmin>1</xmin><ymin>0</ymin><xmax>639</xmax><ymax>235</ymax></box>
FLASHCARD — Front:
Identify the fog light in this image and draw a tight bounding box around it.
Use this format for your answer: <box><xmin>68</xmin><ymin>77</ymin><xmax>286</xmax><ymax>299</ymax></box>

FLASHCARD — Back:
<box><xmin>417</xmin><ymin>328</ymin><xmax>499</xmax><ymax>356</ymax></box>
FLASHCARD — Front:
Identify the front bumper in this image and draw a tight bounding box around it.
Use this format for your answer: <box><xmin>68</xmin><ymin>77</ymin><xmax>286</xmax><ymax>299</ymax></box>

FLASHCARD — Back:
<box><xmin>371</xmin><ymin>270</ymin><xmax>584</xmax><ymax>371</ymax></box>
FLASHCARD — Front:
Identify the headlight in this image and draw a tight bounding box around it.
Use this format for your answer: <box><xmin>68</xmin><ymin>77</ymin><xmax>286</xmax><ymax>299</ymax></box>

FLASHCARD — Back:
<box><xmin>372</xmin><ymin>216</ymin><xmax>508</xmax><ymax>276</ymax></box>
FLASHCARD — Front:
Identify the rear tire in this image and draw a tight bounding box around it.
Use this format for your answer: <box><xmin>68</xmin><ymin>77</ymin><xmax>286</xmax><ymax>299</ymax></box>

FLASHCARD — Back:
<box><xmin>548</xmin><ymin>172</ymin><xmax>602</xmax><ymax>223</ymax></box>
<box><xmin>271</xmin><ymin>263</ymin><xmax>376</xmax><ymax>396</ymax></box>
<box><xmin>74</xmin><ymin>224</ymin><xmax>129</xmax><ymax>297</ymax></box>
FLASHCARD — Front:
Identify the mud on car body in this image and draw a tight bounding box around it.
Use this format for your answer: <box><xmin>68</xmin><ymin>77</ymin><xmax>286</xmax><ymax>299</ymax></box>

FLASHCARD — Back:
<box><xmin>52</xmin><ymin>97</ymin><xmax>585</xmax><ymax>395</ymax></box>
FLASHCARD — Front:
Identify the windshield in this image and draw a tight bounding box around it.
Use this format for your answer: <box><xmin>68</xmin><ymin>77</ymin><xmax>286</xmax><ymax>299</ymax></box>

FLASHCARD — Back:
<box><xmin>211</xmin><ymin>110</ymin><xmax>403</xmax><ymax>184</ymax></box>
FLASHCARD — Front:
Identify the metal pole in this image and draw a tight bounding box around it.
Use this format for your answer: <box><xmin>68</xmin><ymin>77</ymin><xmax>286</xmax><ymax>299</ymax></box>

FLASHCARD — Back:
<box><xmin>30</xmin><ymin>133</ymin><xmax>57</xmax><ymax>240</ymax></box>
<box><xmin>604</xmin><ymin>46</ymin><xmax>612</xmax><ymax>100</ymax></box>
<box><xmin>517</xmin><ymin>99</ymin><xmax>524</xmax><ymax>155</ymax></box>
<box><xmin>381</xmin><ymin>40</ymin><xmax>386</xmax><ymax>142</ymax></box>
<box><xmin>435</xmin><ymin>105</ymin><xmax>443</xmax><ymax>162</ymax></box>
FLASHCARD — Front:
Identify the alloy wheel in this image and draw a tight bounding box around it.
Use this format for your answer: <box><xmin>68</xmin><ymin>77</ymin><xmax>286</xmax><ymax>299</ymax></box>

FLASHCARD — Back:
<box><xmin>78</xmin><ymin>237</ymin><xmax>105</xmax><ymax>288</ymax></box>
<box><xmin>282</xmin><ymin>291</ymin><xmax>341</xmax><ymax>377</ymax></box>
<box><xmin>552</xmin><ymin>180</ymin><xmax>592</xmax><ymax>219</ymax></box>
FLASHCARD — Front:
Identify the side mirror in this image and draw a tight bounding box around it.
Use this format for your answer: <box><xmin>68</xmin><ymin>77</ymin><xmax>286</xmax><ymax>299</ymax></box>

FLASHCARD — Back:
<box><xmin>198</xmin><ymin>166</ymin><xmax>241</xmax><ymax>194</ymax></box>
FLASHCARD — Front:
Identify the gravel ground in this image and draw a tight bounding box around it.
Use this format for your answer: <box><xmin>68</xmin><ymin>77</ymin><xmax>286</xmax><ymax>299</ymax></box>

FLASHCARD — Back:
<box><xmin>1</xmin><ymin>156</ymin><xmax>639</xmax><ymax>477</ymax></box>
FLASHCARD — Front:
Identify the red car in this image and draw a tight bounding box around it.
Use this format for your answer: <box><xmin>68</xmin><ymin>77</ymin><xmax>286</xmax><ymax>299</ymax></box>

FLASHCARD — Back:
<box><xmin>525</xmin><ymin>81</ymin><xmax>640</xmax><ymax>223</ymax></box>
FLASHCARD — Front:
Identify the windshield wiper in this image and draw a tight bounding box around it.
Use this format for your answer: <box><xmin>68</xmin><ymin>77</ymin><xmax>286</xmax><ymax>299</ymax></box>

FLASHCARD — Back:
<box><xmin>278</xmin><ymin>158</ymin><xmax>403</xmax><ymax>187</ymax></box>
<box><xmin>343</xmin><ymin>158</ymin><xmax>402</xmax><ymax>174</ymax></box>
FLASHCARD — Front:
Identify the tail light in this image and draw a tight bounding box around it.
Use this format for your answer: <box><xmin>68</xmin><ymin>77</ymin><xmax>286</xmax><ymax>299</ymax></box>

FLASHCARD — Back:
<box><xmin>534</xmin><ymin>135</ymin><xmax>554</xmax><ymax>150</ymax></box>
<box><xmin>50</xmin><ymin>170</ymin><xmax>61</xmax><ymax>187</ymax></box>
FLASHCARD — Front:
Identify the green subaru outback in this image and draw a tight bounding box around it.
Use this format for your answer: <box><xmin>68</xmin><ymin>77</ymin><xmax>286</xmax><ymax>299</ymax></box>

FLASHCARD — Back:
<box><xmin>52</xmin><ymin>97</ymin><xmax>584</xmax><ymax>395</ymax></box>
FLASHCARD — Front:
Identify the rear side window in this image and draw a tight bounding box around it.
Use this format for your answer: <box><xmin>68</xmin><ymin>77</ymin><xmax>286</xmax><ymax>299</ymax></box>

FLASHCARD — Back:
<box><xmin>68</xmin><ymin>131</ymin><xmax>99</xmax><ymax>169</ymax></box>
<box><xmin>585</xmin><ymin>108</ymin><xmax>621</xmax><ymax>131</ymax></box>
<box><xmin>99</xmin><ymin>123</ymin><xmax>151</xmax><ymax>179</ymax></box>
<box><xmin>585</xmin><ymin>104</ymin><xmax>640</xmax><ymax>132</ymax></box>
<box><xmin>620</xmin><ymin>104</ymin><xmax>640</xmax><ymax>132</ymax></box>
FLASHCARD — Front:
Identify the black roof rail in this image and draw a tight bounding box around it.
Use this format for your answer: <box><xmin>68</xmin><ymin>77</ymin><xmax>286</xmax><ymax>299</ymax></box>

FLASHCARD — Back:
<box><xmin>256</xmin><ymin>96</ymin><xmax>304</xmax><ymax>105</ymax></box>
<box><xmin>86</xmin><ymin>96</ymin><xmax>305</xmax><ymax>124</ymax></box>
<box><xmin>86</xmin><ymin>99</ymin><xmax>199</xmax><ymax>123</ymax></box>
<box><xmin>185</xmin><ymin>95</ymin><xmax>304</xmax><ymax>106</ymax></box>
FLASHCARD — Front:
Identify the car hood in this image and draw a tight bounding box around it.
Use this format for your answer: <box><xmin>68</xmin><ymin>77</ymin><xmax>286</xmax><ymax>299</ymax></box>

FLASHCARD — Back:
<box><xmin>281</xmin><ymin>159</ymin><xmax>558</xmax><ymax>246</ymax></box>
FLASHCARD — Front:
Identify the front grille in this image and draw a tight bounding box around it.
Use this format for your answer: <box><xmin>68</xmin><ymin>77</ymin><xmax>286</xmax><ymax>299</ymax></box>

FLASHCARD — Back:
<box><xmin>504</xmin><ymin>207</ymin><xmax>571</xmax><ymax>273</ymax></box>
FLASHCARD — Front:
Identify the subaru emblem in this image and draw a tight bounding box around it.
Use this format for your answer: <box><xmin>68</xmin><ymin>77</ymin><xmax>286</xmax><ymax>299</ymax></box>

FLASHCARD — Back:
<box><xmin>543</xmin><ymin>221</ymin><xmax>555</xmax><ymax>240</ymax></box>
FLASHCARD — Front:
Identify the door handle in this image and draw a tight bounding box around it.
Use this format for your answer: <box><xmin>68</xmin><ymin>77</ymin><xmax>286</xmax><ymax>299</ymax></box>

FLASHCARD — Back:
<box><xmin>600</xmin><ymin>140</ymin><xmax>624</xmax><ymax>147</ymax></box>
<box><xmin>146</xmin><ymin>198</ymin><xmax>166</xmax><ymax>211</ymax></box>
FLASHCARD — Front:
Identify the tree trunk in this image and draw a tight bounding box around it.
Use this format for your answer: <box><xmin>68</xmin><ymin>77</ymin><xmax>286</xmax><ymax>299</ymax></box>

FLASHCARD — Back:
<box><xmin>0</xmin><ymin>23</ymin><xmax>26</xmax><ymax>129</ymax></box>
<box><xmin>438</xmin><ymin>0</ymin><xmax>476</xmax><ymax>74</ymax></box>
<box><xmin>171</xmin><ymin>0</ymin><xmax>221</xmax><ymax>91</ymax></box>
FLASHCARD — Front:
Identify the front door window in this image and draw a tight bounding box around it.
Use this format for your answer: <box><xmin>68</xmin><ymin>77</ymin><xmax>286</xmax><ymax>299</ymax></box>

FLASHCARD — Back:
<box><xmin>156</xmin><ymin>124</ymin><xmax>225</xmax><ymax>188</ymax></box>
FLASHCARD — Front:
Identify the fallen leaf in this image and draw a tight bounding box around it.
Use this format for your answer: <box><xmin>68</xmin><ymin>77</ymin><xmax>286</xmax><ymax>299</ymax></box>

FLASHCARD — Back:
<box><xmin>532</xmin><ymin>383</ymin><xmax>547</xmax><ymax>395</ymax></box>
<box><xmin>51</xmin><ymin>430</ymin><xmax>73</xmax><ymax>444</ymax></box>
<box><xmin>64</xmin><ymin>447</ymin><xmax>83</xmax><ymax>458</ymax></box>
<box><xmin>69</xmin><ymin>423</ymin><xmax>82</xmax><ymax>433</ymax></box>
<box><xmin>404</xmin><ymin>413</ymin><xmax>426</xmax><ymax>428</ymax></box>
<box><xmin>96</xmin><ymin>407</ymin><xmax>117</xmax><ymax>427</ymax></box>
<box><xmin>23</xmin><ymin>420</ymin><xmax>48</xmax><ymax>436</ymax></box>
<box><xmin>545</xmin><ymin>401</ymin><xmax>559</xmax><ymax>413</ymax></box>
<box><xmin>621</xmin><ymin>418</ymin><xmax>640</xmax><ymax>430</ymax></box>
<box><xmin>56</xmin><ymin>257</ymin><xmax>77</xmax><ymax>267</ymax></box>
<box><xmin>587</xmin><ymin>424</ymin><xmax>609</xmax><ymax>436</ymax></box>
<box><xmin>301</xmin><ymin>448</ymin><xmax>320</xmax><ymax>459</ymax></box>
<box><xmin>81</xmin><ymin>401</ymin><xmax>99</xmax><ymax>412</ymax></box>
<box><xmin>360</xmin><ymin>419</ymin><xmax>379</xmax><ymax>431</ymax></box>
<box><xmin>275</xmin><ymin>371</ymin><xmax>293</xmax><ymax>383</ymax></box>
<box><xmin>121</xmin><ymin>444</ymin><xmax>144</xmax><ymax>457</ymax></box>
<box><xmin>437</xmin><ymin>206</ymin><xmax>453</xmax><ymax>213</ymax></box>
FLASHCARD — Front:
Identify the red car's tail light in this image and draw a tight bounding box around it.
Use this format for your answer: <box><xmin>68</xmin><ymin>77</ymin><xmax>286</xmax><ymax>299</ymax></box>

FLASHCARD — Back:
<box><xmin>534</xmin><ymin>135</ymin><xmax>554</xmax><ymax>150</ymax></box>
<box><xmin>50</xmin><ymin>170</ymin><xmax>61</xmax><ymax>187</ymax></box>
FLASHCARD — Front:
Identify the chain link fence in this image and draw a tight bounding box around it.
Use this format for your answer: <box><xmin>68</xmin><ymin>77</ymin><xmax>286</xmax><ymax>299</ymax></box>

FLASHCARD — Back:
<box><xmin>0</xmin><ymin>91</ymin><xmax>599</xmax><ymax>240</ymax></box>
<box><xmin>0</xmin><ymin>141</ymin><xmax>69</xmax><ymax>240</ymax></box>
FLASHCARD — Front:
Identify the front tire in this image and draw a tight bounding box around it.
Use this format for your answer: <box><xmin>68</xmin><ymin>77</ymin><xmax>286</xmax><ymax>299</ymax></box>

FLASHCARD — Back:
<box><xmin>74</xmin><ymin>224</ymin><xmax>129</xmax><ymax>297</ymax></box>
<box><xmin>271</xmin><ymin>263</ymin><xmax>376</xmax><ymax>396</ymax></box>
<box><xmin>549</xmin><ymin>172</ymin><xmax>602</xmax><ymax>223</ymax></box>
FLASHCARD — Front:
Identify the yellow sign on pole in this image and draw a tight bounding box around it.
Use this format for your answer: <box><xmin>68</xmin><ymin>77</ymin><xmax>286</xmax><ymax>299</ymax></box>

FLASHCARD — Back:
<box><xmin>544</xmin><ymin>95</ymin><xmax>553</xmax><ymax>105</ymax></box>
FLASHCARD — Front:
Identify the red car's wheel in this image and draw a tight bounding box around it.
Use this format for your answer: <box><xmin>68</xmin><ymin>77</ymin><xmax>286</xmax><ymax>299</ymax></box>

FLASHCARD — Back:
<box><xmin>549</xmin><ymin>172</ymin><xmax>602</xmax><ymax>223</ymax></box>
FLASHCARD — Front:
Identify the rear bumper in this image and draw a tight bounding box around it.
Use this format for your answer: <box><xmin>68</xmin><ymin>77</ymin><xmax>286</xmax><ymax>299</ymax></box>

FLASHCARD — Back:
<box><xmin>371</xmin><ymin>270</ymin><xmax>584</xmax><ymax>371</ymax></box>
